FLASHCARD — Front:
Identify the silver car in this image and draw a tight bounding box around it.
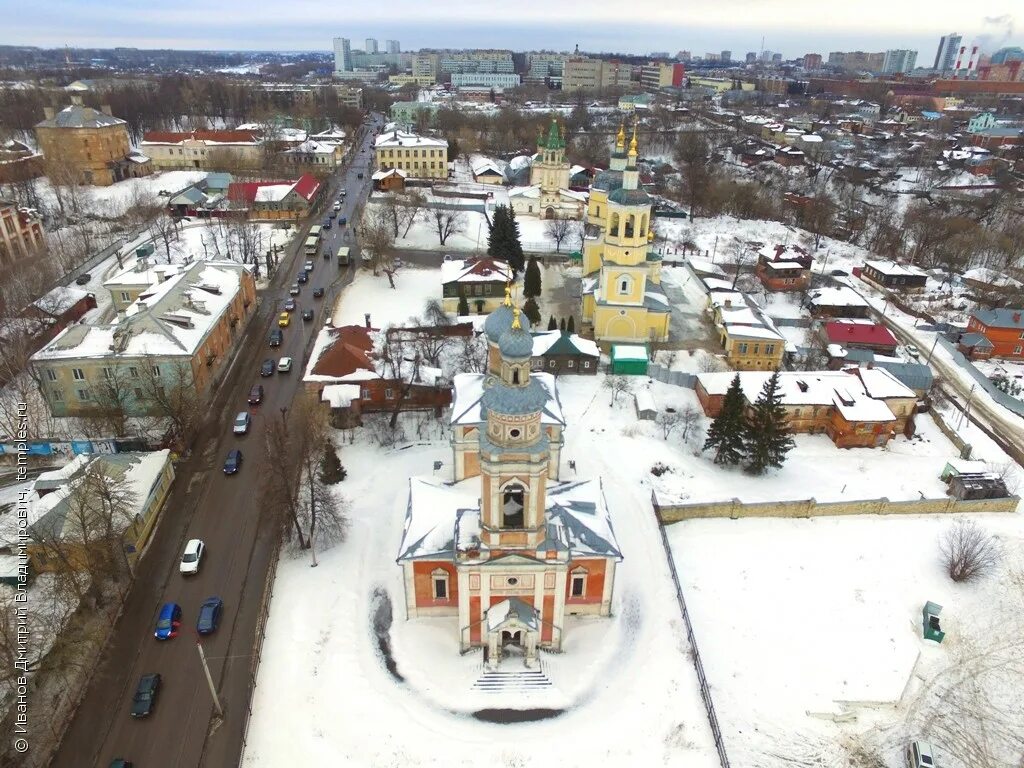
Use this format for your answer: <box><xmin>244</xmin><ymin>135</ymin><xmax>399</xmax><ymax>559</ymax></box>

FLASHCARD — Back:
<box><xmin>233</xmin><ymin>411</ymin><xmax>251</xmax><ymax>435</ymax></box>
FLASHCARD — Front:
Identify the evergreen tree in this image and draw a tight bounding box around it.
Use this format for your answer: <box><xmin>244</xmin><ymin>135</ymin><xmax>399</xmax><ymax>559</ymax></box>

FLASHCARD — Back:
<box><xmin>506</xmin><ymin>206</ymin><xmax>526</xmax><ymax>275</ymax></box>
<box><xmin>523</xmin><ymin>255</ymin><xmax>542</xmax><ymax>299</ymax></box>
<box><xmin>559</xmin><ymin>317</ymin><xmax>567</xmax><ymax>332</ymax></box>
<box><xmin>486</xmin><ymin>204</ymin><xmax>525</xmax><ymax>275</ymax></box>
<box><xmin>457</xmin><ymin>293</ymin><xmax>470</xmax><ymax>316</ymax></box>
<box><xmin>522</xmin><ymin>298</ymin><xmax>542</xmax><ymax>326</ymax></box>
<box><xmin>319</xmin><ymin>442</ymin><xmax>347</xmax><ymax>485</ymax></box>
<box><xmin>548</xmin><ymin>315</ymin><xmax>558</xmax><ymax>331</ymax></box>
<box><xmin>702</xmin><ymin>374</ymin><xmax>747</xmax><ymax>466</ymax></box>
<box><xmin>743</xmin><ymin>371</ymin><xmax>795</xmax><ymax>475</ymax></box>
<box><xmin>566</xmin><ymin>316</ymin><xmax>575</xmax><ymax>334</ymax></box>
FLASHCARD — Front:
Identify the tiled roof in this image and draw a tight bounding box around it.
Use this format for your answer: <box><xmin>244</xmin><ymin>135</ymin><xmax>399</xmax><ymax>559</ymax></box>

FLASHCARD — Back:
<box><xmin>141</xmin><ymin>129</ymin><xmax>260</xmax><ymax>145</ymax></box>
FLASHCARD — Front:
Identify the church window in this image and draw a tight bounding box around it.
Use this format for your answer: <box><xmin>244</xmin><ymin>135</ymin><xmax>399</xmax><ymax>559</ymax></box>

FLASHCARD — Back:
<box><xmin>610</xmin><ymin>213</ymin><xmax>620</xmax><ymax>237</ymax></box>
<box><xmin>507</xmin><ymin>577</ymin><xmax>519</xmax><ymax>586</ymax></box>
<box><xmin>502</xmin><ymin>483</ymin><xmax>525</xmax><ymax>528</ymax></box>
<box><xmin>618</xmin><ymin>275</ymin><xmax>633</xmax><ymax>295</ymax></box>
<box><xmin>509</xmin><ymin>428</ymin><xmax>521</xmax><ymax>438</ymax></box>
<box><xmin>624</xmin><ymin>214</ymin><xmax>635</xmax><ymax>238</ymax></box>
<box><xmin>431</xmin><ymin>569</ymin><xmax>449</xmax><ymax>600</ymax></box>
<box><xmin>570</xmin><ymin>569</ymin><xmax>587</xmax><ymax>598</ymax></box>
<box><xmin>512</xmin><ymin>369</ymin><xmax>520</xmax><ymax>385</ymax></box>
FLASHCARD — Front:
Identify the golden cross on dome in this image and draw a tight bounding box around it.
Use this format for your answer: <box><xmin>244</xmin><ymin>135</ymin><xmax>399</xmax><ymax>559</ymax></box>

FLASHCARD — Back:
<box><xmin>616</xmin><ymin>122</ymin><xmax>626</xmax><ymax>148</ymax></box>
<box><xmin>629</xmin><ymin>119</ymin><xmax>639</xmax><ymax>153</ymax></box>
<box><xmin>511</xmin><ymin>306</ymin><xmax>522</xmax><ymax>329</ymax></box>
<box><xmin>503</xmin><ymin>282</ymin><xmax>513</xmax><ymax>306</ymax></box>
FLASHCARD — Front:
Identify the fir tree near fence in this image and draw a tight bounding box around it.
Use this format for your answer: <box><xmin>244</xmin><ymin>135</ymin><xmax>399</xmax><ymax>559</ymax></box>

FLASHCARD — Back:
<box><xmin>487</xmin><ymin>204</ymin><xmax>525</xmax><ymax>275</ymax></box>
<box><xmin>702</xmin><ymin>372</ymin><xmax>794</xmax><ymax>474</ymax></box>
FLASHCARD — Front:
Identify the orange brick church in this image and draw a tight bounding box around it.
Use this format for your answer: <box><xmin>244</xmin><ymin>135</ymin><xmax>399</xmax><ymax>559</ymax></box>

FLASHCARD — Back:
<box><xmin>397</xmin><ymin>292</ymin><xmax>622</xmax><ymax>667</ymax></box>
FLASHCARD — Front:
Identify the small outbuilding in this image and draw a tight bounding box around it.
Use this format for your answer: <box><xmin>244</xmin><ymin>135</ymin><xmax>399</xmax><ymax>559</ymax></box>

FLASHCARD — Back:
<box><xmin>610</xmin><ymin>344</ymin><xmax>649</xmax><ymax>375</ymax></box>
<box><xmin>634</xmin><ymin>390</ymin><xmax>657</xmax><ymax>420</ymax></box>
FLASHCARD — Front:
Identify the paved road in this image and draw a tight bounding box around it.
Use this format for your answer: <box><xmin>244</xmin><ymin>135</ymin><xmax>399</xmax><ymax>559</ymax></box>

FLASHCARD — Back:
<box><xmin>50</xmin><ymin>113</ymin><xmax>385</xmax><ymax>768</ymax></box>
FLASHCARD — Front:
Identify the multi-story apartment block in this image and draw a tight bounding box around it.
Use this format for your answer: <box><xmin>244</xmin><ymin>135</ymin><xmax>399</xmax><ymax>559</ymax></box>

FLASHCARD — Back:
<box><xmin>140</xmin><ymin>129</ymin><xmax>263</xmax><ymax>171</ymax></box>
<box><xmin>882</xmin><ymin>49</ymin><xmax>918</xmax><ymax>75</ymax></box>
<box><xmin>934</xmin><ymin>33</ymin><xmax>961</xmax><ymax>73</ymax></box>
<box><xmin>333</xmin><ymin>37</ymin><xmax>353</xmax><ymax>73</ymax></box>
<box><xmin>803</xmin><ymin>53</ymin><xmax>823</xmax><ymax>70</ymax></box>
<box><xmin>601</xmin><ymin>60</ymin><xmax>634</xmax><ymax>88</ymax></box>
<box><xmin>0</xmin><ymin>200</ymin><xmax>44</xmax><ymax>269</ymax></box>
<box><xmin>32</xmin><ymin>260</ymin><xmax>257</xmax><ymax>417</ymax></box>
<box><xmin>562</xmin><ymin>56</ymin><xmax>603</xmax><ymax>91</ymax></box>
<box><xmin>34</xmin><ymin>97</ymin><xmax>150</xmax><ymax>186</ymax></box>
<box><xmin>374</xmin><ymin>130</ymin><xmax>448</xmax><ymax>179</ymax></box>
<box><xmin>450</xmin><ymin>72</ymin><xmax>521</xmax><ymax>88</ymax></box>
<box><xmin>386</xmin><ymin>40</ymin><xmax>401</xmax><ymax>54</ymax></box>
<box><xmin>525</xmin><ymin>53</ymin><xmax>567</xmax><ymax>85</ymax></box>
<box><xmin>640</xmin><ymin>62</ymin><xmax>685</xmax><ymax>89</ymax></box>
<box><xmin>365</xmin><ymin>38</ymin><xmax>378</xmax><ymax>54</ymax></box>
<box><xmin>412</xmin><ymin>52</ymin><xmax>441</xmax><ymax>82</ymax></box>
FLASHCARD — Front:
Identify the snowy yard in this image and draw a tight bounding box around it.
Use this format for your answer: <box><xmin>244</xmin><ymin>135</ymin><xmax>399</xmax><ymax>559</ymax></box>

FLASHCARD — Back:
<box><xmin>667</xmin><ymin>512</ymin><xmax>1024</xmax><ymax>768</ymax></box>
<box><xmin>31</xmin><ymin>170</ymin><xmax>207</xmax><ymax>220</ymax></box>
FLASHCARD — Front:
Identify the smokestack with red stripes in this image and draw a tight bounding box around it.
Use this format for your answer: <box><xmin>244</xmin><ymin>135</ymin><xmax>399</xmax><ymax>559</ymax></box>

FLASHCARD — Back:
<box><xmin>967</xmin><ymin>45</ymin><xmax>978</xmax><ymax>73</ymax></box>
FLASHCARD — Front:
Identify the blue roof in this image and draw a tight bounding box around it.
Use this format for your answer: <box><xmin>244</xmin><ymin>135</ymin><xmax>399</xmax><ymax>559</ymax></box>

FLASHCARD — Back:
<box><xmin>972</xmin><ymin>308</ymin><xmax>1024</xmax><ymax>330</ymax></box>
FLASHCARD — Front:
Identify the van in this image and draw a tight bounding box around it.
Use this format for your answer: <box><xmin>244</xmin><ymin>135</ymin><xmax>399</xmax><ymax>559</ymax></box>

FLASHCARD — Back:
<box><xmin>907</xmin><ymin>741</ymin><xmax>937</xmax><ymax>768</ymax></box>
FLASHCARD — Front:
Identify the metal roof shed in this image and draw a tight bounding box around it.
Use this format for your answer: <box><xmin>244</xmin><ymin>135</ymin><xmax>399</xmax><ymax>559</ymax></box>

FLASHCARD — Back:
<box><xmin>610</xmin><ymin>344</ymin><xmax>649</xmax><ymax>375</ymax></box>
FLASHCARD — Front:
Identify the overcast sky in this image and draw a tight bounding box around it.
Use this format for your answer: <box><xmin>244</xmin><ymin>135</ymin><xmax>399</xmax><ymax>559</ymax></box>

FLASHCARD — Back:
<box><xmin>2</xmin><ymin>0</ymin><xmax>1020</xmax><ymax>59</ymax></box>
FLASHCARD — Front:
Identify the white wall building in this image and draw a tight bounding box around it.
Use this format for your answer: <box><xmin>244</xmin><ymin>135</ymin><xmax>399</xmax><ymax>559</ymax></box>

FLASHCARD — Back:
<box><xmin>333</xmin><ymin>37</ymin><xmax>353</xmax><ymax>73</ymax></box>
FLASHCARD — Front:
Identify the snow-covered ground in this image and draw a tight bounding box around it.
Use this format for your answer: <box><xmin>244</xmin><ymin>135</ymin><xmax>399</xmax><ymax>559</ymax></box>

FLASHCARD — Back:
<box><xmin>32</xmin><ymin>170</ymin><xmax>208</xmax><ymax>220</ymax></box>
<box><xmin>668</xmin><ymin>511</ymin><xmax>1024</xmax><ymax>768</ymax></box>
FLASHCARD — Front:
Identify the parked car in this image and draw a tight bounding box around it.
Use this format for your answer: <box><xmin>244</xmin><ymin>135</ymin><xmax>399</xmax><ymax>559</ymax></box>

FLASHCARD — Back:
<box><xmin>269</xmin><ymin>329</ymin><xmax>283</xmax><ymax>346</ymax></box>
<box><xmin>277</xmin><ymin>357</ymin><xmax>292</xmax><ymax>373</ymax></box>
<box><xmin>75</xmin><ymin>273</ymin><xmax>91</xmax><ymax>285</ymax></box>
<box><xmin>233</xmin><ymin>411</ymin><xmax>251</xmax><ymax>435</ymax></box>
<box><xmin>907</xmin><ymin>741</ymin><xmax>937</xmax><ymax>768</ymax></box>
<box><xmin>248</xmin><ymin>384</ymin><xmax>264</xmax><ymax>405</ymax></box>
<box><xmin>153</xmin><ymin>602</ymin><xmax>181</xmax><ymax>640</ymax></box>
<box><xmin>313</xmin><ymin>287</ymin><xmax>325</xmax><ymax>298</ymax></box>
<box><xmin>288</xmin><ymin>284</ymin><xmax>300</xmax><ymax>296</ymax></box>
<box><xmin>906</xmin><ymin>345</ymin><xmax>920</xmax><ymax>359</ymax></box>
<box><xmin>223</xmin><ymin>448</ymin><xmax>243</xmax><ymax>475</ymax></box>
<box><xmin>196</xmin><ymin>597</ymin><xmax>224</xmax><ymax>636</ymax></box>
<box><xmin>179</xmin><ymin>539</ymin><xmax>205</xmax><ymax>575</ymax></box>
<box><xmin>130</xmin><ymin>673</ymin><xmax>161</xmax><ymax>718</ymax></box>
<box><xmin>302</xmin><ymin>309</ymin><xmax>314</xmax><ymax>321</ymax></box>
<box><xmin>297</xmin><ymin>271</ymin><xmax>308</xmax><ymax>284</ymax></box>
<box><xmin>260</xmin><ymin>358</ymin><xmax>275</xmax><ymax>376</ymax></box>
<box><xmin>339</xmin><ymin>189</ymin><xmax>346</xmax><ymax>199</ymax></box>
<box><xmin>278</xmin><ymin>312</ymin><xmax>291</xmax><ymax>328</ymax></box>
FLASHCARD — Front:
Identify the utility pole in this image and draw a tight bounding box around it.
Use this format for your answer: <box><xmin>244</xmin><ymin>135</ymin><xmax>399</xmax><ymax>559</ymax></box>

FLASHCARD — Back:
<box><xmin>197</xmin><ymin>641</ymin><xmax>223</xmax><ymax>718</ymax></box>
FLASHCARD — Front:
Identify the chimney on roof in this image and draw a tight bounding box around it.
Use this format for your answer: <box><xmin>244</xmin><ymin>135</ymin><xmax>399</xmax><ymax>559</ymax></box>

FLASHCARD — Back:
<box><xmin>43</xmin><ymin>106</ymin><xmax>55</xmax><ymax>120</ymax></box>
<box><xmin>69</xmin><ymin>93</ymin><xmax>83</xmax><ymax>107</ymax></box>
<box><xmin>100</xmin><ymin>104</ymin><xmax>113</xmax><ymax>116</ymax></box>
<box><xmin>365</xmin><ymin>313</ymin><xmax>371</xmax><ymax>329</ymax></box>
<box><xmin>1014</xmin><ymin>312</ymin><xmax>1022</xmax><ymax>323</ymax></box>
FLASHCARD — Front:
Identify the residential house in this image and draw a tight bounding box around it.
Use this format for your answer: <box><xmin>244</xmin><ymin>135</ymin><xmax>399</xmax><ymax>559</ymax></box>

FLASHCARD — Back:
<box><xmin>34</xmin><ymin>97</ymin><xmax>151</xmax><ymax>186</ymax></box>
<box><xmin>469</xmin><ymin>155</ymin><xmax>506</xmax><ymax>185</ymax></box>
<box><xmin>822</xmin><ymin>320</ymin><xmax>899</xmax><ymax>355</ymax></box>
<box><xmin>860</xmin><ymin>260</ymin><xmax>928</xmax><ymax>292</ymax></box>
<box><xmin>303</xmin><ymin>323</ymin><xmax>451</xmax><ymax>426</ymax></box>
<box><xmin>530</xmin><ymin>331</ymin><xmax>600</xmax><ymax>375</ymax></box>
<box><xmin>370</xmin><ymin>168</ymin><xmax>408</xmax><ymax>192</ymax></box>
<box><xmin>279</xmin><ymin>139</ymin><xmax>345</xmax><ymax>173</ymax></box>
<box><xmin>140</xmin><ymin>129</ymin><xmax>263</xmax><ymax>171</ymax></box>
<box><xmin>0</xmin><ymin>200</ymin><xmax>45</xmax><ymax>269</ymax></box>
<box><xmin>31</xmin><ymin>260</ymin><xmax>257</xmax><ymax>417</ymax></box>
<box><xmin>226</xmin><ymin>174</ymin><xmax>322</xmax><ymax>220</ymax></box>
<box><xmin>709</xmin><ymin>294</ymin><xmax>786</xmax><ymax>370</ymax></box>
<box><xmin>965</xmin><ymin>309</ymin><xmax>1024</xmax><ymax>359</ymax></box>
<box><xmin>165</xmin><ymin>173</ymin><xmax>234</xmax><ymax>218</ymax></box>
<box><xmin>956</xmin><ymin>332</ymin><xmax>996</xmax><ymax>360</ymax></box>
<box><xmin>695</xmin><ymin>367</ymin><xmax>916</xmax><ymax>448</ymax></box>
<box><xmin>374</xmin><ymin>129</ymin><xmax>449</xmax><ymax>180</ymax></box>
<box><xmin>0</xmin><ymin>139</ymin><xmax>43</xmax><ymax>184</ymax></box>
<box><xmin>0</xmin><ymin>450</ymin><xmax>174</xmax><ymax>574</ymax></box>
<box><xmin>775</xmin><ymin>146</ymin><xmax>806</xmax><ymax>166</ymax></box>
<box><xmin>755</xmin><ymin>246</ymin><xmax>811</xmax><ymax>291</ymax></box>
<box><xmin>830</xmin><ymin>348</ymin><xmax>934</xmax><ymax>395</ymax></box>
<box><xmin>440</xmin><ymin>257</ymin><xmax>512</xmax><ymax>315</ymax></box>
<box><xmin>807</xmin><ymin>286</ymin><xmax>871</xmax><ymax>318</ymax></box>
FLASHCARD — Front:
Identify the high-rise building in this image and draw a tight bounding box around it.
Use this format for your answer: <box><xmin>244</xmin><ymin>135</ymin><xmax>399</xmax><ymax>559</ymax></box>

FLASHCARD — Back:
<box><xmin>933</xmin><ymin>33</ymin><xmax>961</xmax><ymax>72</ymax></box>
<box><xmin>760</xmin><ymin>50</ymin><xmax>774</xmax><ymax>63</ymax></box>
<box><xmin>365</xmin><ymin>38</ymin><xmax>378</xmax><ymax>54</ymax></box>
<box><xmin>721</xmin><ymin>50</ymin><xmax>732</xmax><ymax>63</ymax></box>
<box><xmin>771</xmin><ymin>53</ymin><xmax>782</xmax><ymax>64</ymax></box>
<box><xmin>991</xmin><ymin>46</ymin><xmax>1024</xmax><ymax>65</ymax></box>
<box><xmin>746</xmin><ymin>52</ymin><xmax>757</xmax><ymax>64</ymax></box>
<box><xmin>829</xmin><ymin>51</ymin><xmax>886</xmax><ymax>71</ymax></box>
<box><xmin>333</xmin><ymin>37</ymin><xmax>353</xmax><ymax>73</ymax></box>
<box><xmin>882</xmin><ymin>49</ymin><xmax>917</xmax><ymax>75</ymax></box>
<box><xmin>678</xmin><ymin>50</ymin><xmax>692</xmax><ymax>62</ymax></box>
<box><xmin>803</xmin><ymin>53</ymin><xmax>823</xmax><ymax>70</ymax></box>
<box><xmin>641</xmin><ymin>61</ymin><xmax>686</xmax><ymax>89</ymax></box>
<box><xmin>412</xmin><ymin>52</ymin><xmax>441</xmax><ymax>83</ymax></box>
<box><xmin>386</xmin><ymin>40</ymin><xmax>401</xmax><ymax>54</ymax></box>
<box><xmin>562</xmin><ymin>56</ymin><xmax>603</xmax><ymax>91</ymax></box>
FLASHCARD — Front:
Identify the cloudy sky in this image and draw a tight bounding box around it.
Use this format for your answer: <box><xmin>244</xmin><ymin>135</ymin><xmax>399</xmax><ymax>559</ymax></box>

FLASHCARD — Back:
<box><xmin>2</xmin><ymin>0</ymin><xmax>1019</xmax><ymax>58</ymax></box>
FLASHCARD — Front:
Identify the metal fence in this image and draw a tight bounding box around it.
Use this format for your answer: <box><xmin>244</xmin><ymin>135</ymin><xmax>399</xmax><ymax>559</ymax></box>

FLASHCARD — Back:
<box><xmin>652</xmin><ymin>494</ymin><xmax>732</xmax><ymax>768</ymax></box>
<box><xmin>647</xmin><ymin>361</ymin><xmax>695</xmax><ymax>388</ymax></box>
<box><xmin>934</xmin><ymin>335</ymin><xmax>1024</xmax><ymax>418</ymax></box>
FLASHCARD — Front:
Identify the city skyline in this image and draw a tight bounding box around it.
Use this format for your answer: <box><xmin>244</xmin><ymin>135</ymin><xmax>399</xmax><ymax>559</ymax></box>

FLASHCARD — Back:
<box><xmin>1</xmin><ymin>1</ymin><xmax>1018</xmax><ymax>60</ymax></box>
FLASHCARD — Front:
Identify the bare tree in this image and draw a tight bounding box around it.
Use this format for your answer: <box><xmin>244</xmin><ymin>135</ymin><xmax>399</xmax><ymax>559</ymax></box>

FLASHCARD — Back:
<box><xmin>940</xmin><ymin>520</ymin><xmax>999</xmax><ymax>583</ymax></box>
<box><xmin>603</xmin><ymin>375</ymin><xmax>633</xmax><ymax>405</ymax></box>
<box><xmin>431</xmin><ymin>209</ymin><xmax>466</xmax><ymax>246</ymax></box>
<box><xmin>148</xmin><ymin>209</ymin><xmax>181</xmax><ymax>263</ymax></box>
<box><xmin>293</xmin><ymin>394</ymin><xmax>348</xmax><ymax>560</ymax></box>
<box><xmin>138</xmin><ymin>357</ymin><xmax>199</xmax><ymax>450</ymax></box>
<box><xmin>679</xmin><ymin>404</ymin><xmax>701</xmax><ymax>442</ymax></box>
<box><xmin>545</xmin><ymin>217</ymin><xmax>573</xmax><ymax>252</ymax></box>
<box><xmin>656</xmin><ymin>410</ymin><xmax>682</xmax><ymax>439</ymax></box>
<box><xmin>361</xmin><ymin>205</ymin><xmax>397</xmax><ymax>284</ymax></box>
<box><xmin>261</xmin><ymin>412</ymin><xmax>307</xmax><ymax>549</ymax></box>
<box><xmin>87</xmin><ymin>366</ymin><xmax>136</xmax><ymax>438</ymax></box>
<box><xmin>399</xmin><ymin>190</ymin><xmax>427</xmax><ymax>237</ymax></box>
<box><xmin>456</xmin><ymin>333</ymin><xmax>489</xmax><ymax>373</ymax></box>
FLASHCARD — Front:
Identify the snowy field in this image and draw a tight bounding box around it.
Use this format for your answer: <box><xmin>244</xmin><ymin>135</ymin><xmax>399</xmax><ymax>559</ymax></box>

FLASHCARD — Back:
<box><xmin>668</xmin><ymin>512</ymin><xmax>1024</xmax><ymax>768</ymax></box>
<box><xmin>32</xmin><ymin>170</ymin><xmax>207</xmax><ymax>220</ymax></box>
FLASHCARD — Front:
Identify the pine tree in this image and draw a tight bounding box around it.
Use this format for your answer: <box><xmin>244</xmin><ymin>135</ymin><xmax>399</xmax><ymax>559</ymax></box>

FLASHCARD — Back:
<box><xmin>457</xmin><ymin>293</ymin><xmax>470</xmax><ymax>316</ymax></box>
<box><xmin>547</xmin><ymin>315</ymin><xmax>557</xmax><ymax>331</ymax></box>
<box><xmin>559</xmin><ymin>317</ymin><xmax>567</xmax><ymax>332</ymax></box>
<box><xmin>743</xmin><ymin>371</ymin><xmax>795</xmax><ymax>475</ymax></box>
<box><xmin>566</xmin><ymin>316</ymin><xmax>575</xmax><ymax>334</ymax></box>
<box><xmin>506</xmin><ymin>206</ymin><xmax>526</xmax><ymax>275</ymax></box>
<box><xmin>486</xmin><ymin>205</ymin><xmax>525</xmax><ymax>275</ymax></box>
<box><xmin>319</xmin><ymin>442</ymin><xmax>347</xmax><ymax>484</ymax></box>
<box><xmin>523</xmin><ymin>255</ymin><xmax>542</xmax><ymax>299</ymax></box>
<box><xmin>703</xmin><ymin>374</ymin><xmax>747</xmax><ymax>466</ymax></box>
<box><xmin>522</xmin><ymin>297</ymin><xmax>542</xmax><ymax>325</ymax></box>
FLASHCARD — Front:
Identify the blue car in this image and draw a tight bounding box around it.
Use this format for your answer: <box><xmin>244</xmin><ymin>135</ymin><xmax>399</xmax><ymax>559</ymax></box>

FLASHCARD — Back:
<box><xmin>154</xmin><ymin>602</ymin><xmax>181</xmax><ymax>640</ymax></box>
<box><xmin>322</xmin><ymin>218</ymin><xmax>332</xmax><ymax>229</ymax></box>
<box><xmin>223</xmin><ymin>449</ymin><xmax>242</xmax><ymax>475</ymax></box>
<box><xmin>197</xmin><ymin>597</ymin><xmax>224</xmax><ymax>635</ymax></box>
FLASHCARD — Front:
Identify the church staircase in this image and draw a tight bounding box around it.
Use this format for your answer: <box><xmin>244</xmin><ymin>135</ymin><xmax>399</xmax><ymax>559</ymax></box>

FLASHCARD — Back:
<box><xmin>472</xmin><ymin>654</ymin><xmax>553</xmax><ymax>692</ymax></box>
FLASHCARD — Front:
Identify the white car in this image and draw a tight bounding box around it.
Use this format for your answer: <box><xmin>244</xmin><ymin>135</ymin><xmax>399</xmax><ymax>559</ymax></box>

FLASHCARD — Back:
<box><xmin>179</xmin><ymin>539</ymin><xmax>205</xmax><ymax>575</ymax></box>
<box><xmin>333</xmin><ymin>201</ymin><xmax>342</xmax><ymax>210</ymax></box>
<box><xmin>304</xmin><ymin>260</ymin><xmax>314</xmax><ymax>272</ymax></box>
<box><xmin>907</xmin><ymin>740</ymin><xmax>937</xmax><ymax>768</ymax></box>
<box><xmin>289</xmin><ymin>283</ymin><xmax>300</xmax><ymax>295</ymax></box>
<box><xmin>233</xmin><ymin>411</ymin><xmax>251</xmax><ymax>435</ymax></box>
<box><xmin>277</xmin><ymin>357</ymin><xmax>293</xmax><ymax>373</ymax></box>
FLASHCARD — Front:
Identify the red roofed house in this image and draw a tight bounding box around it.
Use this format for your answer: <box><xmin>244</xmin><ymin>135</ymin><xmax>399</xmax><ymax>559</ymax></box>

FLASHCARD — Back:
<box><xmin>821</xmin><ymin>321</ymin><xmax>899</xmax><ymax>355</ymax></box>
<box><xmin>302</xmin><ymin>324</ymin><xmax>452</xmax><ymax>427</ymax></box>
<box><xmin>440</xmin><ymin>257</ymin><xmax>513</xmax><ymax>315</ymax></box>
<box><xmin>140</xmin><ymin>129</ymin><xmax>263</xmax><ymax>171</ymax></box>
<box><xmin>226</xmin><ymin>174</ymin><xmax>322</xmax><ymax>221</ymax></box>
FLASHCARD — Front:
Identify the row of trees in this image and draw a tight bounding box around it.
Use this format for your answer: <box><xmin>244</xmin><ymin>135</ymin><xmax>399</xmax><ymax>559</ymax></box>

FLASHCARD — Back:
<box><xmin>703</xmin><ymin>372</ymin><xmax>796</xmax><ymax>475</ymax></box>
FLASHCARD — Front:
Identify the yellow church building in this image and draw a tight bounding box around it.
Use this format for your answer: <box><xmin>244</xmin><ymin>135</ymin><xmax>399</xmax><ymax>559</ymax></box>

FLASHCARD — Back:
<box><xmin>581</xmin><ymin>124</ymin><xmax>670</xmax><ymax>344</ymax></box>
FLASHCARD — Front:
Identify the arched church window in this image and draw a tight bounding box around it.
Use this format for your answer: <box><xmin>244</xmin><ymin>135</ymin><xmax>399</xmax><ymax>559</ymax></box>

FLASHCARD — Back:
<box><xmin>618</xmin><ymin>274</ymin><xmax>633</xmax><ymax>295</ymax></box>
<box><xmin>624</xmin><ymin>214</ymin><xmax>635</xmax><ymax>238</ymax></box>
<box><xmin>512</xmin><ymin>369</ymin><xmax>520</xmax><ymax>385</ymax></box>
<box><xmin>610</xmin><ymin>213</ymin><xmax>620</xmax><ymax>237</ymax></box>
<box><xmin>502</xmin><ymin>483</ymin><xmax>525</xmax><ymax>528</ymax></box>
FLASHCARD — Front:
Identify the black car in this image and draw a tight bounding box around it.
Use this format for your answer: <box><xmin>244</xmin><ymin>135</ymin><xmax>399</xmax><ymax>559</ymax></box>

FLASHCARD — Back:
<box><xmin>130</xmin><ymin>673</ymin><xmax>161</xmax><ymax>718</ymax></box>
<box><xmin>109</xmin><ymin>760</ymin><xmax>133</xmax><ymax>768</ymax></box>
<box><xmin>313</xmin><ymin>287</ymin><xmax>325</xmax><ymax>298</ymax></box>
<box><xmin>75</xmin><ymin>273</ymin><xmax>92</xmax><ymax>285</ymax></box>
<box><xmin>269</xmin><ymin>329</ymin><xmax>283</xmax><ymax>347</ymax></box>
<box><xmin>197</xmin><ymin>597</ymin><xmax>224</xmax><ymax>635</ymax></box>
<box><xmin>831</xmin><ymin>269</ymin><xmax>849</xmax><ymax>277</ymax></box>
<box><xmin>260</xmin><ymin>359</ymin><xmax>275</xmax><ymax>377</ymax></box>
<box><xmin>248</xmin><ymin>384</ymin><xmax>264</xmax><ymax>404</ymax></box>
<box><xmin>356</xmin><ymin>172</ymin><xmax>364</xmax><ymax>179</ymax></box>
<box><xmin>322</xmin><ymin>219</ymin><xmax>332</xmax><ymax>230</ymax></box>
<box><xmin>223</xmin><ymin>448</ymin><xmax>243</xmax><ymax>475</ymax></box>
<box><xmin>297</xmin><ymin>271</ymin><xmax>308</xmax><ymax>284</ymax></box>
<box><xmin>302</xmin><ymin>309</ymin><xmax>314</xmax><ymax>321</ymax></box>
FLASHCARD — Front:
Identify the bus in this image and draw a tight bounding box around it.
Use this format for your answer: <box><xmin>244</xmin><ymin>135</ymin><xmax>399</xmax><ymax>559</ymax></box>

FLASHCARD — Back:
<box><xmin>308</xmin><ymin>225</ymin><xmax>323</xmax><ymax>240</ymax></box>
<box><xmin>303</xmin><ymin>236</ymin><xmax>319</xmax><ymax>256</ymax></box>
<box><xmin>336</xmin><ymin>246</ymin><xmax>350</xmax><ymax>266</ymax></box>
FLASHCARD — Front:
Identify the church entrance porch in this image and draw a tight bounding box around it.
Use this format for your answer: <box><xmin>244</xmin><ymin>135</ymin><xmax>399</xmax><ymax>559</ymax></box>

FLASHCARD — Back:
<box><xmin>485</xmin><ymin>598</ymin><xmax>540</xmax><ymax>669</ymax></box>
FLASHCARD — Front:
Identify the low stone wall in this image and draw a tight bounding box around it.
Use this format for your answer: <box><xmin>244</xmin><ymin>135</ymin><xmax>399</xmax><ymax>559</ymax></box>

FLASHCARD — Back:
<box><xmin>654</xmin><ymin>492</ymin><xmax>1020</xmax><ymax>522</ymax></box>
